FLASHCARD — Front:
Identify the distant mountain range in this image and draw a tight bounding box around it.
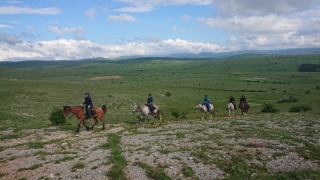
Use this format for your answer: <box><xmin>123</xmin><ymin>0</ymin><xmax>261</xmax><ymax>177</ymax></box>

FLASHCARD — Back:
<box><xmin>116</xmin><ymin>48</ymin><xmax>320</xmax><ymax>60</ymax></box>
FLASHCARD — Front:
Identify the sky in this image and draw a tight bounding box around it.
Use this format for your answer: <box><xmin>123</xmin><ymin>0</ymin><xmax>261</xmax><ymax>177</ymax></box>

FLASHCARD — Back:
<box><xmin>0</xmin><ymin>0</ymin><xmax>319</xmax><ymax>61</ymax></box>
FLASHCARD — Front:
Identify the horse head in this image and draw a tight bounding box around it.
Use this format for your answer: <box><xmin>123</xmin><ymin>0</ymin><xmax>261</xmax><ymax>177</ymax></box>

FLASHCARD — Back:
<box><xmin>195</xmin><ymin>104</ymin><xmax>202</xmax><ymax>110</ymax></box>
<box><xmin>63</xmin><ymin>105</ymin><xmax>71</xmax><ymax>117</ymax></box>
<box><xmin>133</xmin><ymin>103</ymin><xmax>139</xmax><ymax>113</ymax></box>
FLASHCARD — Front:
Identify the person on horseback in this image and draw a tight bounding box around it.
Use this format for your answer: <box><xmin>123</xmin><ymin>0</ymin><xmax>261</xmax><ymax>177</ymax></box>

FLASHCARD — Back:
<box><xmin>239</xmin><ymin>95</ymin><xmax>249</xmax><ymax>109</ymax></box>
<box><xmin>229</xmin><ymin>95</ymin><xmax>236</xmax><ymax>110</ymax></box>
<box><xmin>81</xmin><ymin>92</ymin><xmax>93</xmax><ymax>119</ymax></box>
<box><xmin>203</xmin><ymin>95</ymin><xmax>211</xmax><ymax>111</ymax></box>
<box><xmin>146</xmin><ymin>93</ymin><xmax>154</xmax><ymax>115</ymax></box>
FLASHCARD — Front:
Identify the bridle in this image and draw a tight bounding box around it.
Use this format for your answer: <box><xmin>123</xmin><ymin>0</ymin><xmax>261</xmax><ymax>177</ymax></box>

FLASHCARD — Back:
<box><xmin>64</xmin><ymin>106</ymin><xmax>75</xmax><ymax>118</ymax></box>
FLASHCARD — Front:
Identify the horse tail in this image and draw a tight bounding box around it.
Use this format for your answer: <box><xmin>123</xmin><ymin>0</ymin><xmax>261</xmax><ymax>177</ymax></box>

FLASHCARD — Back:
<box><xmin>157</xmin><ymin>107</ymin><xmax>162</xmax><ymax>121</ymax></box>
<box><xmin>102</xmin><ymin>105</ymin><xmax>107</xmax><ymax>115</ymax></box>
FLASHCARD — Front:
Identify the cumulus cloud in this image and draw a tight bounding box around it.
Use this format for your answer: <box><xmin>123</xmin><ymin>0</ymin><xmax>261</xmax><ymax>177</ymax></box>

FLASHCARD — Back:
<box><xmin>196</xmin><ymin>0</ymin><xmax>320</xmax><ymax>50</ymax></box>
<box><xmin>47</xmin><ymin>26</ymin><xmax>86</xmax><ymax>34</ymax></box>
<box><xmin>108</xmin><ymin>14</ymin><xmax>135</xmax><ymax>22</ymax></box>
<box><xmin>212</xmin><ymin>0</ymin><xmax>320</xmax><ymax>17</ymax></box>
<box><xmin>0</xmin><ymin>6</ymin><xmax>62</xmax><ymax>15</ymax></box>
<box><xmin>173</xmin><ymin>26</ymin><xmax>184</xmax><ymax>32</ymax></box>
<box><xmin>181</xmin><ymin>15</ymin><xmax>191</xmax><ymax>21</ymax></box>
<box><xmin>0</xmin><ymin>33</ymin><xmax>23</xmax><ymax>45</ymax></box>
<box><xmin>115</xmin><ymin>0</ymin><xmax>212</xmax><ymax>12</ymax></box>
<box><xmin>198</xmin><ymin>14</ymin><xmax>303</xmax><ymax>35</ymax></box>
<box><xmin>0</xmin><ymin>23</ymin><xmax>13</xmax><ymax>28</ymax></box>
<box><xmin>0</xmin><ymin>38</ymin><xmax>225</xmax><ymax>61</ymax></box>
<box><xmin>84</xmin><ymin>7</ymin><xmax>96</xmax><ymax>18</ymax></box>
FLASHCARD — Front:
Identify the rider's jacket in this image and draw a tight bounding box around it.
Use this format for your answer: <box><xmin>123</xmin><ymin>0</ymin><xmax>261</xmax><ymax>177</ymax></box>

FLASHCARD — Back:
<box><xmin>83</xmin><ymin>96</ymin><xmax>93</xmax><ymax>108</ymax></box>
<box><xmin>240</xmin><ymin>97</ymin><xmax>246</xmax><ymax>103</ymax></box>
<box><xmin>147</xmin><ymin>97</ymin><xmax>153</xmax><ymax>104</ymax></box>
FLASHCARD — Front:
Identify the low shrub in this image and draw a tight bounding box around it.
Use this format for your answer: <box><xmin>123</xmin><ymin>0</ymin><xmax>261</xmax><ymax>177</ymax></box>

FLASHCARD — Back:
<box><xmin>304</xmin><ymin>90</ymin><xmax>310</xmax><ymax>94</ymax></box>
<box><xmin>165</xmin><ymin>92</ymin><xmax>171</xmax><ymax>97</ymax></box>
<box><xmin>289</xmin><ymin>105</ymin><xmax>312</xmax><ymax>112</ymax></box>
<box><xmin>170</xmin><ymin>109</ymin><xmax>180</xmax><ymax>119</ymax></box>
<box><xmin>261</xmin><ymin>104</ymin><xmax>279</xmax><ymax>113</ymax></box>
<box><xmin>49</xmin><ymin>108</ymin><xmax>66</xmax><ymax>125</ymax></box>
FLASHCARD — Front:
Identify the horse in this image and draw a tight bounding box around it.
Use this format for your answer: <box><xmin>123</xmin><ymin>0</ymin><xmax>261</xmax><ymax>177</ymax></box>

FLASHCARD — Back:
<box><xmin>133</xmin><ymin>103</ymin><xmax>162</xmax><ymax>125</ymax></box>
<box><xmin>240</xmin><ymin>102</ymin><xmax>249</xmax><ymax>115</ymax></box>
<box><xmin>195</xmin><ymin>104</ymin><xmax>214</xmax><ymax>120</ymax></box>
<box><xmin>227</xmin><ymin>103</ymin><xmax>235</xmax><ymax>117</ymax></box>
<box><xmin>63</xmin><ymin>105</ymin><xmax>107</xmax><ymax>132</ymax></box>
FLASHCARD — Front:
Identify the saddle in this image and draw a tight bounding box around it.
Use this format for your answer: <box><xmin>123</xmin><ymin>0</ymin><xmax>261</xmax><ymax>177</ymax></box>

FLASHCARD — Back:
<box><xmin>83</xmin><ymin>108</ymin><xmax>96</xmax><ymax>115</ymax></box>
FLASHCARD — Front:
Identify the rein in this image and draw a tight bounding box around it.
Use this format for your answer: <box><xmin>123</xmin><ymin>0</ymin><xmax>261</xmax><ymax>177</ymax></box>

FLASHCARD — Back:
<box><xmin>65</xmin><ymin>106</ymin><xmax>82</xmax><ymax>119</ymax></box>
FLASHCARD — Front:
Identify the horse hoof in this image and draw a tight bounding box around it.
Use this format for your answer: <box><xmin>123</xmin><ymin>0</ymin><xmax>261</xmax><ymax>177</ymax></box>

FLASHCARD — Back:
<box><xmin>153</xmin><ymin>121</ymin><xmax>156</xmax><ymax>125</ymax></box>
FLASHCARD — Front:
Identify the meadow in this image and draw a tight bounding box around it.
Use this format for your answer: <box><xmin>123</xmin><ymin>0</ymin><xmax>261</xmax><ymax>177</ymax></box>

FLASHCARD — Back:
<box><xmin>0</xmin><ymin>53</ymin><xmax>319</xmax><ymax>179</ymax></box>
<box><xmin>0</xmin><ymin>54</ymin><xmax>319</xmax><ymax>130</ymax></box>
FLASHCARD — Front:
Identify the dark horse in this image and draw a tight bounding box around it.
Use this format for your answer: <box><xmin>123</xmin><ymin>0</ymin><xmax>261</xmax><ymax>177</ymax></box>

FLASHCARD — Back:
<box><xmin>63</xmin><ymin>105</ymin><xmax>107</xmax><ymax>132</ymax></box>
<box><xmin>240</xmin><ymin>102</ymin><xmax>249</xmax><ymax>115</ymax></box>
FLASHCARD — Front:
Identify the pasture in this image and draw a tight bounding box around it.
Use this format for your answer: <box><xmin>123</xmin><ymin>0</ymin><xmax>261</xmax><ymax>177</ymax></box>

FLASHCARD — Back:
<box><xmin>0</xmin><ymin>54</ymin><xmax>320</xmax><ymax>179</ymax></box>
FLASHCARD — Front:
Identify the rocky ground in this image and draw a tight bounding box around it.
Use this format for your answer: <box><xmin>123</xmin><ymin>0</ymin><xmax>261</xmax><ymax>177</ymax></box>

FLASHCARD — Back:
<box><xmin>0</xmin><ymin>113</ymin><xmax>319</xmax><ymax>180</ymax></box>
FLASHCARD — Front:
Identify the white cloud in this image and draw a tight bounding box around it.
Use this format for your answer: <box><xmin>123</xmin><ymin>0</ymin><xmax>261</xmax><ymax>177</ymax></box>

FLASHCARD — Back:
<box><xmin>0</xmin><ymin>33</ymin><xmax>22</xmax><ymax>45</ymax></box>
<box><xmin>173</xmin><ymin>26</ymin><xmax>184</xmax><ymax>32</ymax></box>
<box><xmin>0</xmin><ymin>38</ymin><xmax>225</xmax><ymax>61</ymax></box>
<box><xmin>181</xmin><ymin>15</ymin><xmax>191</xmax><ymax>21</ymax></box>
<box><xmin>115</xmin><ymin>0</ymin><xmax>212</xmax><ymax>12</ymax></box>
<box><xmin>84</xmin><ymin>8</ymin><xmax>96</xmax><ymax>18</ymax></box>
<box><xmin>47</xmin><ymin>26</ymin><xmax>86</xmax><ymax>34</ymax></box>
<box><xmin>27</xmin><ymin>26</ymin><xmax>36</xmax><ymax>31</ymax></box>
<box><xmin>108</xmin><ymin>14</ymin><xmax>136</xmax><ymax>22</ymax></box>
<box><xmin>116</xmin><ymin>5</ymin><xmax>153</xmax><ymax>12</ymax></box>
<box><xmin>212</xmin><ymin>0</ymin><xmax>320</xmax><ymax>16</ymax></box>
<box><xmin>0</xmin><ymin>6</ymin><xmax>62</xmax><ymax>15</ymax></box>
<box><xmin>0</xmin><ymin>23</ymin><xmax>14</xmax><ymax>28</ymax></box>
<box><xmin>198</xmin><ymin>14</ymin><xmax>303</xmax><ymax>35</ymax></box>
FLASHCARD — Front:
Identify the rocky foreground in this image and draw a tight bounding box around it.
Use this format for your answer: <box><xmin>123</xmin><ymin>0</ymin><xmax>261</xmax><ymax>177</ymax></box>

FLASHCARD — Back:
<box><xmin>0</xmin><ymin>113</ymin><xmax>319</xmax><ymax>180</ymax></box>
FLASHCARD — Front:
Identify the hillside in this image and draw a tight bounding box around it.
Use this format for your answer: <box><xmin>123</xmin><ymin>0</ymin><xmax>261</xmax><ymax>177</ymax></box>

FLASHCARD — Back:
<box><xmin>0</xmin><ymin>53</ymin><xmax>320</xmax><ymax>179</ymax></box>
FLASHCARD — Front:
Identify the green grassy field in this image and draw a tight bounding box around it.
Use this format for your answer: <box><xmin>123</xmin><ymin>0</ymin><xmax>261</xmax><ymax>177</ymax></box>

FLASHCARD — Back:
<box><xmin>0</xmin><ymin>54</ymin><xmax>319</xmax><ymax>131</ymax></box>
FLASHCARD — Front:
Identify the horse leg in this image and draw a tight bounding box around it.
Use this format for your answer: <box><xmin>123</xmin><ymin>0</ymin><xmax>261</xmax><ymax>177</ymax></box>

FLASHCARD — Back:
<box><xmin>147</xmin><ymin>115</ymin><xmax>150</xmax><ymax>125</ymax></box>
<box><xmin>90</xmin><ymin>117</ymin><xmax>98</xmax><ymax>130</ymax></box>
<box><xmin>229</xmin><ymin>110</ymin><xmax>231</xmax><ymax>117</ymax></box>
<box><xmin>139</xmin><ymin>115</ymin><xmax>142</xmax><ymax>125</ymax></box>
<box><xmin>76</xmin><ymin>124</ymin><xmax>80</xmax><ymax>132</ymax></box>
<box><xmin>98</xmin><ymin>114</ymin><xmax>105</xmax><ymax>130</ymax></box>
<box><xmin>82</xmin><ymin>118</ymin><xmax>90</xmax><ymax>131</ymax></box>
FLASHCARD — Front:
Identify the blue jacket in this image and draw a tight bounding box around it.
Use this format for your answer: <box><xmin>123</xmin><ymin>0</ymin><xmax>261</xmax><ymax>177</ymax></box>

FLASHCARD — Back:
<box><xmin>83</xmin><ymin>96</ymin><xmax>93</xmax><ymax>108</ymax></box>
<box><xmin>147</xmin><ymin>97</ymin><xmax>153</xmax><ymax>104</ymax></box>
<box><xmin>203</xmin><ymin>97</ymin><xmax>210</xmax><ymax>104</ymax></box>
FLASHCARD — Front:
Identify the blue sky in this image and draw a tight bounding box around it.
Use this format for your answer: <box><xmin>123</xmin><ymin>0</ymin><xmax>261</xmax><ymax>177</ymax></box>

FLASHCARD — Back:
<box><xmin>0</xmin><ymin>0</ymin><xmax>319</xmax><ymax>61</ymax></box>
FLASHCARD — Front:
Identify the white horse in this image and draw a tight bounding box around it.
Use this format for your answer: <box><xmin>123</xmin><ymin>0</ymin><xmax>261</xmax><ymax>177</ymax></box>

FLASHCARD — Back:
<box><xmin>133</xmin><ymin>103</ymin><xmax>162</xmax><ymax>125</ymax></box>
<box><xmin>195</xmin><ymin>104</ymin><xmax>214</xmax><ymax>120</ymax></box>
<box><xmin>227</xmin><ymin>103</ymin><xmax>235</xmax><ymax>117</ymax></box>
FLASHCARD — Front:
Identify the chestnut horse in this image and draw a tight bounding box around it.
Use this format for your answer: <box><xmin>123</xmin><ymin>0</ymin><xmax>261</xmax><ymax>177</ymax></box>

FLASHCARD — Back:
<box><xmin>63</xmin><ymin>105</ymin><xmax>107</xmax><ymax>132</ymax></box>
<box><xmin>240</xmin><ymin>102</ymin><xmax>249</xmax><ymax>115</ymax></box>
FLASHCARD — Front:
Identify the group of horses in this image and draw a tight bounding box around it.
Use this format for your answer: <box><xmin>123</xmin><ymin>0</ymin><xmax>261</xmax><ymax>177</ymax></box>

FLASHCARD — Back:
<box><xmin>63</xmin><ymin>101</ymin><xmax>249</xmax><ymax>132</ymax></box>
<box><xmin>195</xmin><ymin>102</ymin><xmax>249</xmax><ymax>120</ymax></box>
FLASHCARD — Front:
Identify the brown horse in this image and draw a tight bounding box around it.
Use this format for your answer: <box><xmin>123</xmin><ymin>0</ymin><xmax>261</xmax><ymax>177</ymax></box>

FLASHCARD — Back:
<box><xmin>63</xmin><ymin>105</ymin><xmax>107</xmax><ymax>132</ymax></box>
<box><xmin>240</xmin><ymin>102</ymin><xmax>249</xmax><ymax>115</ymax></box>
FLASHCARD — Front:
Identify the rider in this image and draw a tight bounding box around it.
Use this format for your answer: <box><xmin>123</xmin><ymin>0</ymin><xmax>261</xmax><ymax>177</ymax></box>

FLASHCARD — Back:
<box><xmin>229</xmin><ymin>95</ymin><xmax>236</xmax><ymax>110</ymax></box>
<box><xmin>239</xmin><ymin>95</ymin><xmax>249</xmax><ymax>109</ymax></box>
<box><xmin>81</xmin><ymin>92</ymin><xmax>93</xmax><ymax>119</ymax></box>
<box><xmin>203</xmin><ymin>95</ymin><xmax>211</xmax><ymax>111</ymax></box>
<box><xmin>146</xmin><ymin>93</ymin><xmax>154</xmax><ymax>115</ymax></box>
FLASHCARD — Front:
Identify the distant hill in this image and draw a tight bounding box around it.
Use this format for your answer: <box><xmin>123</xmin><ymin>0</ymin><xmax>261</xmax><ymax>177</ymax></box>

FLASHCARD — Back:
<box><xmin>166</xmin><ymin>48</ymin><xmax>320</xmax><ymax>59</ymax></box>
